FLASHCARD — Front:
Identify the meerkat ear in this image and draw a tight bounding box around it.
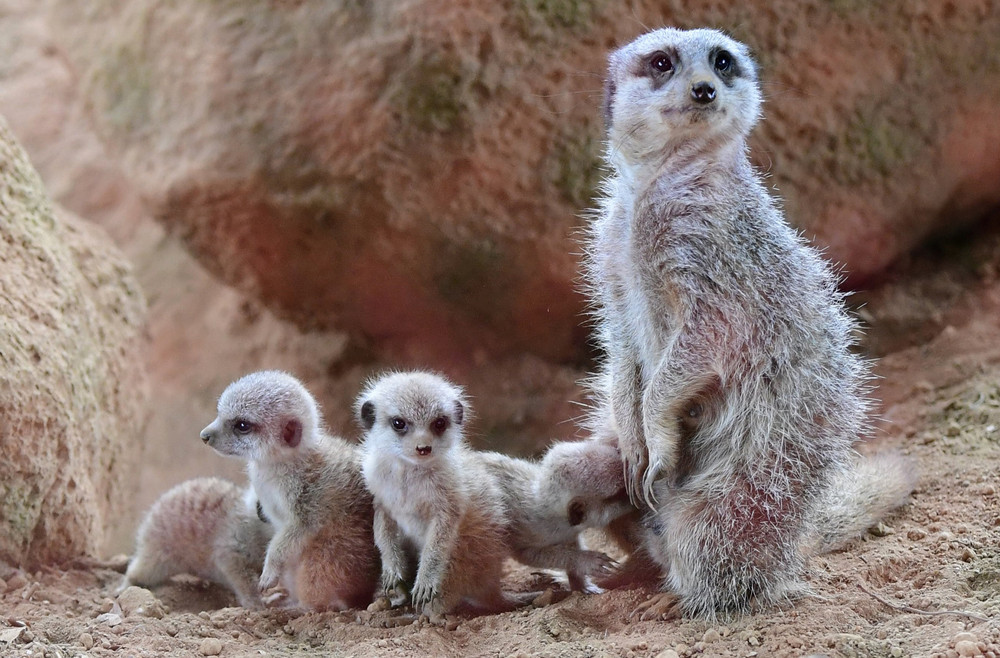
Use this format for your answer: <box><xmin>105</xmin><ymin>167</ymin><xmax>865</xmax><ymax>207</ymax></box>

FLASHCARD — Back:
<box><xmin>281</xmin><ymin>419</ymin><xmax>302</xmax><ymax>448</ymax></box>
<box><xmin>567</xmin><ymin>499</ymin><xmax>586</xmax><ymax>527</ymax></box>
<box><xmin>359</xmin><ymin>400</ymin><xmax>376</xmax><ymax>430</ymax></box>
<box><xmin>453</xmin><ymin>400</ymin><xmax>464</xmax><ymax>426</ymax></box>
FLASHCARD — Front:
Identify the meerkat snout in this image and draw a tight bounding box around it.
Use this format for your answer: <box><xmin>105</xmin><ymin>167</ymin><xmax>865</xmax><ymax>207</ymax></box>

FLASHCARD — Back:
<box><xmin>691</xmin><ymin>81</ymin><xmax>716</xmax><ymax>104</ymax></box>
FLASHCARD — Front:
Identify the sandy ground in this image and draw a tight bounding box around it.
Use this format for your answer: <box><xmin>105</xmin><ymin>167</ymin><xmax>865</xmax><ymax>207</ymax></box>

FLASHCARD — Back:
<box><xmin>2</xmin><ymin>318</ymin><xmax>1000</xmax><ymax>657</ymax></box>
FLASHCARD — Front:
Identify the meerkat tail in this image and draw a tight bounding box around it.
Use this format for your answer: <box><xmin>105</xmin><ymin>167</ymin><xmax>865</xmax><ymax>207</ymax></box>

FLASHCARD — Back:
<box><xmin>812</xmin><ymin>451</ymin><xmax>917</xmax><ymax>554</ymax></box>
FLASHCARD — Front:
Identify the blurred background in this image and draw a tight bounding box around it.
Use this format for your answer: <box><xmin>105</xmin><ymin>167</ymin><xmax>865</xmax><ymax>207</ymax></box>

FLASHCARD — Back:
<box><xmin>0</xmin><ymin>0</ymin><xmax>998</xmax><ymax>560</ymax></box>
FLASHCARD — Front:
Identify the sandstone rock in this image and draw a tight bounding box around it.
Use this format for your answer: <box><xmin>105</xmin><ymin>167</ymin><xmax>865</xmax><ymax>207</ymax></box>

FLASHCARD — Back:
<box><xmin>45</xmin><ymin>1</ymin><xmax>1000</xmax><ymax>369</ymax></box>
<box><xmin>0</xmin><ymin>114</ymin><xmax>148</xmax><ymax>566</ymax></box>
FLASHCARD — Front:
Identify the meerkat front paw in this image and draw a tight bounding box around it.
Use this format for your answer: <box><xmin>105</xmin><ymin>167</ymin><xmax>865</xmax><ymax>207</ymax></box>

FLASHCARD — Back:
<box><xmin>258</xmin><ymin>562</ymin><xmax>281</xmax><ymax>593</ymax></box>
<box><xmin>379</xmin><ymin>574</ymin><xmax>411</xmax><ymax>608</ymax></box>
<box><xmin>576</xmin><ymin>550</ymin><xmax>619</xmax><ymax>579</ymax></box>
<box><xmin>631</xmin><ymin>591</ymin><xmax>683</xmax><ymax>621</ymax></box>
<box><xmin>410</xmin><ymin>578</ymin><xmax>440</xmax><ymax>613</ymax></box>
<box><xmin>621</xmin><ymin>440</ymin><xmax>651</xmax><ymax>508</ymax></box>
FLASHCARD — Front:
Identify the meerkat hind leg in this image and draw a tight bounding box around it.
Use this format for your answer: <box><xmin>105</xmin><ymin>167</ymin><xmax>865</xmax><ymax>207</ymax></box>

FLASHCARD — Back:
<box><xmin>610</xmin><ymin>355</ymin><xmax>651</xmax><ymax>507</ymax></box>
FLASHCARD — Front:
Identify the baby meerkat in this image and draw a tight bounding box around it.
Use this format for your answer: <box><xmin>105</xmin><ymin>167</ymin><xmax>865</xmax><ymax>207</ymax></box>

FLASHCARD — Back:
<box><xmin>357</xmin><ymin>371</ymin><xmax>527</xmax><ymax>616</ymax></box>
<box><xmin>478</xmin><ymin>436</ymin><xmax>636</xmax><ymax>591</ymax></box>
<box><xmin>201</xmin><ymin>370</ymin><xmax>378</xmax><ymax>611</ymax></box>
<box><xmin>587</xmin><ymin>28</ymin><xmax>914</xmax><ymax>617</ymax></box>
<box><xmin>121</xmin><ymin>477</ymin><xmax>272</xmax><ymax>608</ymax></box>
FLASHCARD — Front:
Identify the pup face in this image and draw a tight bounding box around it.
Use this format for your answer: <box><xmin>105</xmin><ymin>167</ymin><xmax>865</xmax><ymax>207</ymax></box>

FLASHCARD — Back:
<box><xmin>603</xmin><ymin>28</ymin><xmax>761</xmax><ymax>167</ymax></box>
<box><xmin>540</xmin><ymin>439</ymin><xmax>634</xmax><ymax>529</ymax></box>
<box><xmin>200</xmin><ymin>370</ymin><xmax>317</xmax><ymax>462</ymax></box>
<box><xmin>356</xmin><ymin>371</ymin><xmax>467</xmax><ymax>465</ymax></box>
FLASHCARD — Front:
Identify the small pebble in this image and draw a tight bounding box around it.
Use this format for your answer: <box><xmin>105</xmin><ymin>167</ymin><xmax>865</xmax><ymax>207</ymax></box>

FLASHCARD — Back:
<box><xmin>703</xmin><ymin>629</ymin><xmax>721</xmax><ymax>643</ymax></box>
<box><xmin>891</xmin><ymin>648</ymin><xmax>903</xmax><ymax>658</ymax></box>
<box><xmin>982</xmin><ymin>485</ymin><xmax>996</xmax><ymax>496</ymax></box>
<box><xmin>655</xmin><ymin>651</ymin><xmax>679</xmax><ymax>658</ymax></box>
<box><xmin>79</xmin><ymin>633</ymin><xmax>94</xmax><ymax>650</ymax></box>
<box><xmin>869</xmin><ymin>522</ymin><xmax>894</xmax><ymax>537</ymax></box>
<box><xmin>366</xmin><ymin>597</ymin><xmax>391</xmax><ymax>613</ymax></box>
<box><xmin>6</xmin><ymin>574</ymin><xmax>28</xmax><ymax>591</ymax></box>
<box><xmin>955</xmin><ymin>640</ymin><xmax>978</xmax><ymax>657</ymax></box>
<box><xmin>907</xmin><ymin>528</ymin><xmax>928</xmax><ymax>541</ymax></box>
<box><xmin>675</xmin><ymin>643</ymin><xmax>690</xmax><ymax>654</ymax></box>
<box><xmin>961</xmin><ymin>547</ymin><xmax>977</xmax><ymax>562</ymax></box>
<box><xmin>200</xmin><ymin>637</ymin><xmax>223</xmax><ymax>656</ymax></box>
<box><xmin>787</xmin><ymin>636</ymin><xmax>804</xmax><ymax>648</ymax></box>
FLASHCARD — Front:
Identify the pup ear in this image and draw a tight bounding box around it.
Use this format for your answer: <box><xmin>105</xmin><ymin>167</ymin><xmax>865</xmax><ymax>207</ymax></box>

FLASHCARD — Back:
<box><xmin>359</xmin><ymin>400</ymin><xmax>376</xmax><ymax>430</ymax></box>
<box><xmin>453</xmin><ymin>400</ymin><xmax>464</xmax><ymax>426</ymax></box>
<box><xmin>567</xmin><ymin>499</ymin><xmax>586</xmax><ymax>527</ymax></box>
<box><xmin>282</xmin><ymin>419</ymin><xmax>302</xmax><ymax>448</ymax></box>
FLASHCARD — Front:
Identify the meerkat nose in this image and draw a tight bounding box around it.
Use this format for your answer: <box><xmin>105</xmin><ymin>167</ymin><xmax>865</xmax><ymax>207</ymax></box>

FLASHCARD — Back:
<box><xmin>416</xmin><ymin>445</ymin><xmax>432</xmax><ymax>457</ymax></box>
<box><xmin>691</xmin><ymin>81</ymin><xmax>716</xmax><ymax>104</ymax></box>
<box><xmin>200</xmin><ymin>430</ymin><xmax>213</xmax><ymax>444</ymax></box>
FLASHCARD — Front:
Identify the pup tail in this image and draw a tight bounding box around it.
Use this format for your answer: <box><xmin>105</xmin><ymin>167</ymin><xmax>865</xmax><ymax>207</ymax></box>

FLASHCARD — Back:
<box><xmin>812</xmin><ymin>451</ymin><xmax>917</xmax><ymax>554</ymax></box>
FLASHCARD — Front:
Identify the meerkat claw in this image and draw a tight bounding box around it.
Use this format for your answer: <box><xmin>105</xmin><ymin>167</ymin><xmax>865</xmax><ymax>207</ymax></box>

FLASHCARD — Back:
<box><xmin>632</xmin><ymin>592</ymin><xmax>683</xmax><ymax>621</ymax></box>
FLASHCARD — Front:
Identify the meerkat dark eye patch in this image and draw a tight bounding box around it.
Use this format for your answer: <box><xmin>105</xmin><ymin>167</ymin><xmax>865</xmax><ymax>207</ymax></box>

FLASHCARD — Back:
<box><xmin>233</xmin><ymin>419</ymin><xmax>255</xmax><ymax>435</ymax></box>
<box><xmin>430</xmin><ymin>415</ymin><xmax>449</xmax><ymax>436</ymax></box>
<box><xmin>359</xmin><ymin>400</ymin><xmax>376</xmax><ymax>430</ymax></box>
<box><xmin>567</xmin><ymin>499</ymin><xmax>586</xmax><ymax>526</ymax></box>
<box><xmin>711</xmin><ymin>47</ymin><xmax>741</xmax><ymax>84</ymax></box>
<box><xmin>648</xmin><ymin>50</ymin><xmax>673</xmax><ymax>74</ymax></box>
<box><xmin>282</xmin><ymin>419</ymin><xmax>302</xmax><ymax>448</ymax></box>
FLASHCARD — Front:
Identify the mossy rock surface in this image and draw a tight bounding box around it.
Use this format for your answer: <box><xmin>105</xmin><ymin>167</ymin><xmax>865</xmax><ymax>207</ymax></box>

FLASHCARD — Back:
<box><xmin>0</xmin><ymin>114</ymin><xmax>148</xmax><ymax>567</ymax></box>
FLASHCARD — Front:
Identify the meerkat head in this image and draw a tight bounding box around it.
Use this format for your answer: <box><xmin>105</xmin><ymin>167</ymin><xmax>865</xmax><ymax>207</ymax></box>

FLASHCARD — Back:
<box><xmin>603</xmin><ymin>27</ymin><xmax>761</xmax><ymax>170</ymax></box>
<box><xmin>200</xmin><ymin>370</ymin><xmax>321</xmax><ymax>462</ymax></box>
<box><xmin>538</xmin><ymin>439</ymin><xmax>634</xmax><ymax>529</ymax></box>
<box><xmin>355</xmin><ymin>371</ymin><xmax>468</xmax><ymax>465</ymax></box>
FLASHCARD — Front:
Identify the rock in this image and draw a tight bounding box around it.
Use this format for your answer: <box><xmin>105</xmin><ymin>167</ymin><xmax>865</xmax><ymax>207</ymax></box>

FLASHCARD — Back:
<box><xmin>79</xmin><ymin>633</ymin><xmax>94</xmax><ymax>650</ymax></box>
<box><xmin>0</xmin><ymin>114</ymin><xmax>147</xmax><ymax>567</ymax></box>
<box><xmin>45</xmin><ymin>0</ymin><xmax>1000</xmax><ymax>368</ymax></box>
<box><xmin>703</xmin><ymin>629</ymin><xmax>721</xmax><ymax>643</ymax></box>
<box><xmin>955</xmin><ymin>641</ymin><xmax>979</xmax><ymax>657</ymax></box>
<box><xmin>199</xmin><ymin>637</ymin><xmax>223</xmax><ymax>656</ymax></box>
<box><xmin>655</xmin><ymin>651</ymin><xmax>680</xmax><ymax>658</ymax></box>
<box><xmin>117</xmin><ymin>586</ymin><xmax>165</xmax><ymax>618</ymax></box>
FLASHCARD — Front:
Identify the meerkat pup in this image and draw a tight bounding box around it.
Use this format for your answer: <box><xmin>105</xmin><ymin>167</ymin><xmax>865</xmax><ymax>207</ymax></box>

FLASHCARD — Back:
<box><xmin>121</xmin><ymin>477</ymin><xmax>272</xmax><ymax>608</ymax></box>
<box><xmin>587</xmin><ymin>28</ymin><xmax>914</xmax><ymax>617</ymax></box>
<box><xmin>357</xmin><ymin>371</ymin><xmax>528</xmax><ymax>616</ymax></box>
<box><xmin>200</xmin><ymin>370</ymin><xmax>379</xmax><ymax>611</ymax></box>
<box><xmin>478</xmin><ymin>436</ymin><xmax>636</xmax><ymax>591</ymax></box>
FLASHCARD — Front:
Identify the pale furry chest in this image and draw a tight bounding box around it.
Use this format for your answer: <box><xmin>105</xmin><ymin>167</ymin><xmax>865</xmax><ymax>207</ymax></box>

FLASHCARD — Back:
<box><xmin>249</xmin><ymin>468</ymin><xmax>293</xmax><ymax>530</ymax></box>
<box><xmin>368</xmin><ymin>458</ymin><xmax>447</xmax><ymax>550</ymax></box>
<box><xmin>595</xmin><ymin>197</ymin><xmax>670</xmax><ymax>374</ymax></box>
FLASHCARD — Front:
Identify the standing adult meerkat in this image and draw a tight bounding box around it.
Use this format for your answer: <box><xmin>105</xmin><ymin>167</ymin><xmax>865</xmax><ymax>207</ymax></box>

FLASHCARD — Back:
<box><xmin>587</xmin><ymin>27</ymin><xmax>914</xmax><ymax>617</ymax></box>
<box><xmin>478</xmin><ymin>436</ymin><xmax>636</xmax><ymax>591</ymax></box>
<box><xmin>356</xmin><ymin>371</ymin><xmax>528</xmax><ymax>616</ymax></box>
<box><xmin>201</xmin><ymin>370</ymin><xmax>379</xmax><ymax>611</ymax></box>
<box><xmin>121</xmin><ymin>477</ymin><xmax>272</xmax><ymax>608</ymax></box>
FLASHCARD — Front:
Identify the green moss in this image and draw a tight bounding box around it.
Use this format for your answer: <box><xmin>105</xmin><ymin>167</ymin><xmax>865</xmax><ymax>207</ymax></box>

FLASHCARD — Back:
<box><xmin>834</xmin><ymin>102</ymin><xmax>925</xmax><ymax>185</ymax></box>
<box><xmin>518</xmin><ymin>0</ymin><xmax>598</xmax><ymax>30</ymax></box>
<box><xmin>550</xmin><ymin>128</ymin><xmax>604</xmax><ymax>210</ymax></box>
<box><xmin>433</xmin><ymin>234</ymin><xmax>517</xmax><ymax>324</ymax></box>
<box><xmin>95</xmin><ymin>44</ymin><xmax>153</xmax><ymax>137</ymax></box>
<box><xmin>392</xmin><ymin>54</ymin><xmax>474</xmax><ymax>134</ymax></box>
<box><xmin>0</xmin><ymin>482</ymin><xmax>40</xmax><ymax>547</ymax></box>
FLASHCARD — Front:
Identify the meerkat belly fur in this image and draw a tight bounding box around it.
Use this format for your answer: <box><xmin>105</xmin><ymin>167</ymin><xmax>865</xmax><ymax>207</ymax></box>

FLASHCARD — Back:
<box><xmin>477</xmin><ymin>437</ymin><xmax>635</xmax><ymax>591</ymax></box>
<box><xmin>122</xmin><ymin>477</ymin><xmax>272</xmax><ymax>608</ymax></box>
<box><xmin>201</xmin><ymin>370</ymin><xmax>379</xmax><ymax>611</ymax></box>
<box><xmin>588</xmin><ymin>28</ymin><xmax>914</xmax><ymax>617</ymax></box>
<box><xmin>357</xmin><ymin>371</ymin><xmax>529</xmax><ymax>615</ymax></box>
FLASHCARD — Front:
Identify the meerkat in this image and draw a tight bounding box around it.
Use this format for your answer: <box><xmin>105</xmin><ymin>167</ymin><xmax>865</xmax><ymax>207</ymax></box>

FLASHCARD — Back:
<box><xmin>200</xmin><ymin>370</ymin><xmax>379</xmax><ymax>611</ymax></box>
<box><xmin>586</xmin><ymin>27</ymin><xmax>914</xmax><ymax>617</ymax></box>
<box><xmin>356</xmin><ymin>370</ymin><xmax>530</xmax><ymax>616</ymax></box>
<box><xmin>477</xmin><ymin>435</ymin><xmax>636</xmax><ymax>591</ymax></box>
<box><xmin>121</xmin><ymin>477</ymin><xmax>272</xmax><ymax>609</ymax></box>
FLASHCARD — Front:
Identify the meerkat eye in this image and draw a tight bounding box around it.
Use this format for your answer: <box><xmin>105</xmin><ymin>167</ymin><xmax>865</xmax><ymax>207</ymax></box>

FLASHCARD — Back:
<box><xmin>390</xmin><ymin>417</ymin><xmax>408</xmax><ymax>435</ymax></box>
<box><xmin>648</xmin><ymin>51</ymin><xmax>673</xmax><ymax>74</ymax></box>
<box><xmin>233</xmin><ymin>419</ymin><xmax>254</xmax><ymax>435</ymax></box>
<box><xmin>714</xmin><ymin>50</ymin><xmax>733</xmax><ymax>73</ymax></box>
<box><xmin>430</xmin><ymin>416</ymin><xmax>449</xmax><ymax>436</ymax></box>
